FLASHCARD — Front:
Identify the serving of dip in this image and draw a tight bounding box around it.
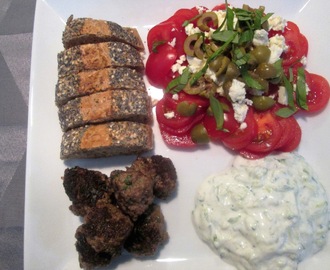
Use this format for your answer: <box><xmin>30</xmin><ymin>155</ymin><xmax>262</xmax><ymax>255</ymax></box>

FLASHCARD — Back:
<box><xmin>192</xmin><ymin>152</ymin><xmax>329</xmax><ymax>270</ymax></box>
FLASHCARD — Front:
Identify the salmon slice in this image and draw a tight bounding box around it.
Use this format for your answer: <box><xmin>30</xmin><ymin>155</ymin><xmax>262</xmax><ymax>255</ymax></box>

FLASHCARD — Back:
<box><xmin>62</xmin><ymin>15</ymin><xmax>144</xmax><ymax>51</ymax></box>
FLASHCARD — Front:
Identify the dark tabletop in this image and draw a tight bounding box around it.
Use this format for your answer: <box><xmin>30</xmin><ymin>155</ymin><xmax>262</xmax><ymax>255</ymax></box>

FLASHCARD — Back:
<box><xmin>0</xmin><ymin>0</ymin><xmax>36</xmax><ymax>269</ymax></box>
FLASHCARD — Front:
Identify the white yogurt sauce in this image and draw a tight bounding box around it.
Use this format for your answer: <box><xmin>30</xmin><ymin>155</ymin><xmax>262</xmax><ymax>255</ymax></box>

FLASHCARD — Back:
<box><xmin>192</xmin><ymin>152</ymin><xmax>329</xmax><ymax>270</ymax></box>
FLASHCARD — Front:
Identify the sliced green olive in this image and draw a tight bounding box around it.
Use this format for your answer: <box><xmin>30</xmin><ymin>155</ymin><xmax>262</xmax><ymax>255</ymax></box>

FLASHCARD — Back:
<box><xmin>225</xmin><ymin>62</ymin><xmax>240</xmax><ymax>80</ymax></box>
<box><xmin>250</xmin><ymin>46</ymin><xmax>271</xmax><ymax>64</ymax></box>
<box><xmin>209</xmin><ymin>55</ymin><xmax>230</xmax><ymax>76</ymax></box>
<box><xmin>176</xmin><ymin>101</ymin><xmax>198</xmax><ymax>117</ymax></box>
<box><xmin>252</xmin><ymin>96</ymin><xmax>275</xmax><ymax>111</ymax></box>
<box><xmin>184</xmin><ymin>34</ymin><xmax>199</xmax><ymax>57</ymax></box>
<box><xmin>191</xmin><ymin>123</ymin><xmax>209</xmax><ymax>144</ymax></box>
<box><xmin>255</xmin><ymin>62</ymin><xmax>278</xmax><ymax>79</ymax></box>
<box><xmin>193</xmin><ymin>36</ymin><xmax>205</xmax><ymax>59</ymax></box>
<box><xmin>197</xmin><ymin>12</ymin><xmax>218</xmax><ymax>32</ymax></box>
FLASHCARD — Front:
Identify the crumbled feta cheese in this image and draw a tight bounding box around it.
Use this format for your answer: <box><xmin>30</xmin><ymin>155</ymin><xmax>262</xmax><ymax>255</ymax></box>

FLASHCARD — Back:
<box><xmin>164</xmin><ymin>111</ymin><xmax>175</xmax><ymax>119</ymax></box>
<box><xmin>268</xmin><ymin>34</ymin><xmax>288</xmax><ymax>64</ymax></box>
<box><xmin>240</xmin><ymin>122</ymin><xmax>247</xmax><ymax>130</ymax></box>
<box><xmin>300</xmin><ymin>56</ymin><xmax>307</xmax><ymax>66</ymax></box>
<box><xmin>253</xmin><ymin>29</ymin><xmax>269</xmax><ymax>46</ymax></box>
<box><xmin>213</xmin><ymin>9</ymin><xmax>238</xmax><ymax>30</ymax></box>
<box><xmin>186</xmin><ymin>56</ymin><xmax>205</xmax><ymax>73</ymax></box>
<box><xmin>196</xmin><ymin>6</ymin><xmax>205</xmax><ymax>14</ymax></box>
<box><xmin>229</xmin><ymin>79</ymin><xmax>246</xmax><ymax>103</ymax></box>
<box><xmin>172</xmin><ymin>93</ymin><xmax>179</xmax><ymax>100</ymax></box>
<box><xmin>171</xmin><ymin>55</ymin><xmax>187</xmax><ymax>74</ymax></box>
<box><xmin>233</xmin><ymin>103</ymin><xmax>249</xmax><ymax>123</ymax></box>
<box><xmin>268</xmin><ymin>15</ymin><xmax>287</xmax><ymax>32</ymax></box>
<box><xmin>277</xmin><ymin>86</ymin><xmax>288</xmax><ymax>105</ymax></box>
<box><xmin>168</xmin><ymin>37</ymin><xmax>176</xmax><ymax>47</ymax></box>
<box><xmin>185</xmin><ymin>23</ymin><xmax>201</xmax><ymax>35</ymax></box>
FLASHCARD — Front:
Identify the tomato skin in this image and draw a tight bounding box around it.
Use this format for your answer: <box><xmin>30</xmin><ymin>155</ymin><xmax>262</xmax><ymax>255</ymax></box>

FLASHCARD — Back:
<box><xmin>243</xmin><ymin>110</ymin><xmax>282</xmax><ymax>153</ymax></box>
<box><xmin>279</xmin><ymin>21</ymin><xmax>308</xmax><ymax>67</ymax></box>
<box><xmin>159</xmin><ymin>127</ymin><xmax>196</xmax><ymax>148</ymax></box>
<box><xmin>221</xmin><ymin>108</ymin><xmax>258</xmax><ymax>150</ymax></box>
<box><xmin>305</xmin><ymin>73</ymin><xmax>330</xmax><ymax>113</ymax></box>
<box><xmin>276</xmin><ymin>117</ymin><xmax>301</xmax><ymax>152</ymax></box>
<box><xmin>145</xmin><ymin>44</ymin><xmax>178</xmax><ymax>89</ymax></box>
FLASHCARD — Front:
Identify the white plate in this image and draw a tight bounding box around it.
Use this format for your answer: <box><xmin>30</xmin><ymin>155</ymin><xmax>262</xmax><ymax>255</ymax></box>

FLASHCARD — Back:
<box><xmin>24</xmin><ymin>0</ymin><xmax>330</xmax><ymax>269</ymax></box>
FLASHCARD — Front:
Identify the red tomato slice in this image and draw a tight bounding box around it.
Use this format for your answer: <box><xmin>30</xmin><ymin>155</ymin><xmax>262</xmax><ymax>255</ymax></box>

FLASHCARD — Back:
<box><xmin>243</xmin><ymin>110</ymin><xmax>282</xmax><ymax>153</ymax></box>
<box><xmin>280</xmin><ymin>21</ymin><xmax>308</xmax><ymax>67</ymax></box>
<box><xmin>212</xmin><ymin>4</ymin><xmax>228</xmax><ymax>11</ymax></box>
<box><xmin>305</xmin><ymin>73</ymin><xmax>330</xmax><ymax>113</ymax></box>
<box><xmin>159</xmin><ymin>126</ymin><xmax>196</xmax><ymax>148</ymax></box>
<box><xmin>203</xmin><ymin>98</ymin><xmax>239</xmax><ymax>141</ymax></box>
<box><xmin>155</xmin><ymin>97</ymin><xmax>206</xmax><ymax>135</ymax></box>
<box><xmin>221</xmin><ymin>108</ymin><xmax>258</xmax><ymax>150</ymax></box>
<box><xmin>145</xmin><ymin>44</ymin><xmax>178</xmax><ymax>89</ymax></box>
<box><xmin>276</xmin><ymin>116</ymin><xmax>301</xmax><ymax>152</ymax></box>
<box><xmin>239</xmin><ymin>149</ymin><xmax>272</xmax><ymax>159</ymax></box>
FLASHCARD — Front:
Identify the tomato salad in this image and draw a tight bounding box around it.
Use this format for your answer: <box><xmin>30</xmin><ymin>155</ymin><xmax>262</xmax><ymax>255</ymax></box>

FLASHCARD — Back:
<box><xmin>145</xmin><ymin>3</ymin><xmax>330</xmax><ymax>159</ymax></box>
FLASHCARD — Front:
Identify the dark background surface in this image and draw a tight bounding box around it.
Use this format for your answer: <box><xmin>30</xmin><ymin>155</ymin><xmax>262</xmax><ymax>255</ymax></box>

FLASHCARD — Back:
<box><xmin>0</xmin><ymin>0</ymin><xmax>36</xmax><ymax>269</ymax></box>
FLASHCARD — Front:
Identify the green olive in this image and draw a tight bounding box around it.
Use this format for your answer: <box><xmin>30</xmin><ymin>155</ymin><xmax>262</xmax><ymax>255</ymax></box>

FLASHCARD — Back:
<box><xmin>250</xmin><ymin>46</ymin><xmax>271</xmax><ymax>64</ymax></box>
<box><xmin>193</xmin><ymin>36</ymin><xmax>204</xmax><ymax>59</ymax></box>
<box><xmin>252</xmin><ymin>96</ymin><xmax>275</xmax><ymax>111</ymax></box>
<box><xmin>183</xmin><ymin>34</ymin><xmax>199</xmax><ymax>56</ymax></box>
<box><xmin>197</xmin><ymin>12</ymin><xmax>218</xmax><ymax>32</ymax></box>
<box><xmin>176</xmin><ymin>101</ymin><xmax>198</xmax><ymax>117</ymax></box>
<box><xmin>191</xmin><ymin>123</ymin><xmax>209</xmax><ymax>144</ymax></box>
<box><xmin>255</xmin><ymin>62</ymin><xmax>278</xmax><ymax>79</ymax></box>
<box><xmin>225</xmin><ymin>62</ymin><xmax>240</xmax><ymax>80</ymax></box>
<box><xmin>209</xmin><ymin>56</ymin><xmax>230</xmax><ymax>76</ymax></box>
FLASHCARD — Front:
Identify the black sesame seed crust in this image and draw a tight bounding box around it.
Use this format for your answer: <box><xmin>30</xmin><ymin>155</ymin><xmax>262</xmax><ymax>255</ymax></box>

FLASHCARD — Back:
<box><xmin>55</xmin><ymin>67</ymin><xmax>146</xmax><ymax>106</ymax></box>
<box><xmin>60</xmin><ymin>121</ymin><xmax>153</xmax><ymax>160</ymax></box>
<box><xmin>63</xmin><ymin>16</ymin><xmax>144</xmax><ymax>51</ymax></box>
<box><xmin>58</xmin><ymin>90</ymin><xmax>152</xmax><ymax>132</ymax></box>
<box><xmin>57</xmin><ymin>42</ymin><xmax>144</xmax><ymax>78</ymax></box>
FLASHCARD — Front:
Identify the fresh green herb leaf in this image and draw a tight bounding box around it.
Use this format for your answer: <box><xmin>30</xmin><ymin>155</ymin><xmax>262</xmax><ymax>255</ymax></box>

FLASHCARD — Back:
<box><xmin>282</xmin><ymin>75</ymin><xmax>295</xmax><ymax>109</ymax></box>
<box><xmin>152</xmin><ymin>40</ymin><xmax>166</xmax><ymax>53</ymax></box>
<box><xmin>275</xmin><ymin>107</ymin><xmax>297</xmax><ymax>118</ymax></box>
<box><xmin>212</xmin><ymin>30</ymin><xmax>237</xmax><ymax>43</ymax></box>
<box><xmin>166</xmin><ymin>67</ymin><xmax>191</xmax><ymax>93</ymax></box>
<box><xmin>296</xmin><ymin>67</ymin><xmax>308</xmax><ymax>110</ymax></box>
<box><xmin>261</xmin><ymin>13</ymin><xmax>273</xmax><ymax>25</ymax></box>
<box><xmin>226</xmin><ymin>7</ymin><xmax>235</xmax><ymax>30</ymax></box>
<box><xmin>241</xmin><ymin>69</ymin><xmax>264</xmax><ymax>90</ymax></box>
<box><xmin>239</xmin><ymin>29</ymin><xmax>254</xmax><ymax>44</ymax></box>
<box><xmin>209</xmin><ymin>95</ymin><xmax>224</xmax><ymax>130</ymax></box>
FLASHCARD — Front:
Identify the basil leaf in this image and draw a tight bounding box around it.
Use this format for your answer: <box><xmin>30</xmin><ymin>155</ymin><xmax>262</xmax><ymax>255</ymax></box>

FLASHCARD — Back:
<box><xmin>296</xmin><ymin>67</ymin><xmax>308</xmax><ymax>110</ymax></box>
<box><xmin>226</xmin><ymin>7</ymin><xmax>235</xmax><ymax>30</ymax></box>
<box><xmin>275</xmin><ymin>107</ymin><xmax>297</xmax><ymax>118</ymax></box>
<box><xmin>152</xmin><ymin>40</ymin><xmax>166</xmax><ymax>53</ymax></box>
<box><xmin>166</xmin><ymin>67</ymin><xmax>191</xmax><ymax>93</ymax></box>
<box><xmin>261</xmin><ymin>13</ymin><xmax>274</xmax><ymax>25</ymax></box>
<box><xmin>209</xmin><ymin>95</ymin><xmax>224</xmax><ymax>130</ymax></box>
<box><xmin>239</xmin><ymin>29</ymin><xmax>254</xmax><ymax>44</ymax></box>
<box><xmin>241</xmin><ymin>69</ymin><xmax>264</xmax><ymax>90</ymax></box>
<box><xmin>212</xmin><ymin>30</ymin><xmax>236</xmax><ymax>42</ymax></box>
<box><xmin>282</xmin><ymin>75</ymin><xmax>295</xmax><ymax>109</ymax></box>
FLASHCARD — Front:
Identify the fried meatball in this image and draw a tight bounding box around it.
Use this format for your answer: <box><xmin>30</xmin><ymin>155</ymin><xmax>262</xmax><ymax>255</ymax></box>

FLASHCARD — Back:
<box><xmin>129</xmin><ymin>155</ymin><xmax>177</xmax><ymax>199</ymax></box>
<box><xmin>124</xmin><ymin>204</ymin><xmax>169</xmax><ymax>256</ymax></box>
<box><xmin>110</xmin><ymin>170</ymin><xmax>154</xmax><ymax>221</ymax></box>
<box><xmin>62</xmin><ymin>166</ymin><xmax>113</xmax><ymax>216</ymax></box>
<box><xmin>77</xmin><ymin>203</ymin><xmax>133</xmax><ymax>254</ymax></box>
<box><xmin>75</xmin><ymin>230</ymin><xmax>114</xmax><ymax>270</ymax></box>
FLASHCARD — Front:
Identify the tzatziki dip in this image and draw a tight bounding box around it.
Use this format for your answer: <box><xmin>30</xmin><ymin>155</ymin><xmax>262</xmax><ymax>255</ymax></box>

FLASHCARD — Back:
<box><xmin>192</xmin><ymin>152</ymin><xmax>329</xmax><ymax>270</ymax></box>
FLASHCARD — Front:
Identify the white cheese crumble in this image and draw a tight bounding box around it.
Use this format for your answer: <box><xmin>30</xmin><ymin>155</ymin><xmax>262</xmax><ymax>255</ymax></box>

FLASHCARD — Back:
<box><xmin>168</xmin><ymin>37</ymin><xmax>176</xmax><ymax>48</ymax></box>
<box><xmin>185</xmin><ymin>23</ymin><xmax>201</xmax><ymax>36</ymax></box>
<box><xmin>277</xmin><ymin>85</ymin><xmax>288</xmax><ymax>105</ymax></box>
<box><xmin>268</xmin><ymin>15</ymin><xmax>287</xmax><ymax>32</ymax></box>
<box><xmin>164</xmin><ymin>111</ymin><xmax>175</xmax><ymax>119</ymax></box>
<box><xmin>252</xmin><ymin>29</ymin><xmax>269</xmax><ymax>46</ymax></box>
<box><xmin>171</xmin><ymin>55</ymin><xmax>187</xmax><ymax>74</ymax></box>
<box><xmin>268</xmin><ymin>34</ymin><xmax>288</xmax><ymax>64</ymax></box>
